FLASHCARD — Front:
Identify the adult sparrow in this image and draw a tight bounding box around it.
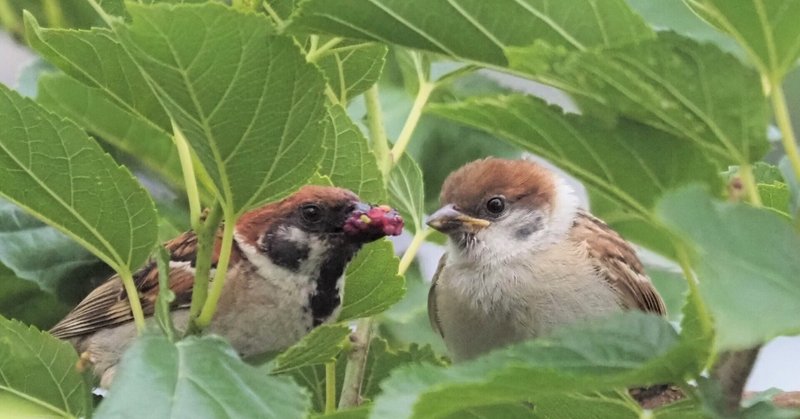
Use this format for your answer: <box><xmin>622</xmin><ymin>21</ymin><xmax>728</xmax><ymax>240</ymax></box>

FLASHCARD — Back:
<box><xmin>50</xmin><ymin>185</ymin><xmax>403</xmax><ymax>387</ymax></box>
<box><xmin>427</xmin><ymin>158</ymin><xmax>665</xmax><ymax>361</ymax></box>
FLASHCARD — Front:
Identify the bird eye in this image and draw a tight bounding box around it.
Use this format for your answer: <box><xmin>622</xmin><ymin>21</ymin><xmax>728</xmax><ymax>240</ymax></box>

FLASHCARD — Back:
<box><xmin>486</xmin><ymin>197</ymin><xmax>505</xmax><ymax>215</ymax></box>
<box><xmin>301</xmin><ymin>204</ymin><xmax>323</xmax><ymax>223</ymax></box>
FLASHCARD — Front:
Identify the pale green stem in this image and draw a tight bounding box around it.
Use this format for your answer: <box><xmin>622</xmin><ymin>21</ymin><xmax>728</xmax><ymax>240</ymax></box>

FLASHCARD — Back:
<box><xmin>172</xmin><ymin>120</ymin><xmax>202</xmax><ymax>228</ymax></box>
<box><xmin>771</xmin><ymin>82</ymin><xmax>800</xmax><ymax>183</ymax></box>
<box><xmin>364</xmin><ymin>85</ymin><xmax>392</xmax><ymax>180</ymax></box>
<box><xmin>262</xmin><ymin>1</ymin><xmax>285</xmax><ymax>30</ymax></box>
<box><xmin>338</xmin><ymin>318</ymin><xmax>372</xmax><ymax>409</ymax></box>
<box><xmin>325</xmin><ymin>360</ymin><xmax>337</xmax><ymax>414</ymax></box>
<box><xmin>187</xmin><ymin>203</ymin><xmax>222</xmax><ymax>329</ymax></box>
<box><xmin>307</xmin><ymin>37</ymin><xmax>344</xmax><ymax>62</ymax></box>
<box><xmin>390</xmin><ymin>82</ymin><xmax>435</xmax><ymax>163</ymax></box>
<box><xmin>119</xmin><ymin>268</ymin><xmax>146</xmax><ymax>332</ymax></box>
<box><xmin>325</xmin><ymin>86</ymin><xmax>340</xmax><ymax>105</ymax></box>
<box><xmin>0</xmin><ymin>0</ymin><xmax>17</xmax><ymax>32</ymax></box>
<box><xmin>675</xmin><ymin>244</ymin><xmax>715</xmax><ymax>370</ymax></box>
<box><xmin>42</xmin><ymin>0</ymin><xmax>64</xmax><ymax>28</ymax></box>
<box><xmin>738</xmin><ymin>163</ymin><xmax>763</xmax><ymax>206</ymax></box>
<box><xmin>398</xmin><ymin>229</ymin><xmax>430</xmax><ymax>276</ymax></box>
<box><xmin>85</xmin><ymin>0</ymin><xmax>114</xmax><ymax>27</ymax></box>
<box><xmin>196</xmin><ymin>208</ymin><xmax>237</xmax><ymax>327</ymax></box>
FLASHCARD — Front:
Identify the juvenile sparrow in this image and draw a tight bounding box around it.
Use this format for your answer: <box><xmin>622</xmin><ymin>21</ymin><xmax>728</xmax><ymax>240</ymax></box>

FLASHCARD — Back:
<box><xmin>50</xmin><ymin>185</ymin><xmax>403</xmax><ymax>386</ymax></box>
<box><xmin>427</xmin><ymin>158</ymin><xmax>665</xmax><ymax>361</ymax></box>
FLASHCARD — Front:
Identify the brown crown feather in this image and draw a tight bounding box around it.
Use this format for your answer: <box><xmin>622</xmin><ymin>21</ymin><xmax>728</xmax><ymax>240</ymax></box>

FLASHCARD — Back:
<box><xmin>440</xmin><ymin>158</ymin><xmax>556</xmax><ymax>214</ymax></box>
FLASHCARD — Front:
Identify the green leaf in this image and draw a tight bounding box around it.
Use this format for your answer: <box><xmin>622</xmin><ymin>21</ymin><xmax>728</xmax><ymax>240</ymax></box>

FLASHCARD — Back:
<box><xmin>388</xmin><ymin>154</ymin><xmax>426</xmax><ymax>234</ymax></box>
<box><xmin>315</xmin><ymin>41</ymin><xmax>387</xmax><ymax>104</ymax></box>
<box><xmin>658</xmin><ymin>186</ymin><xmax>800</xmax><ymax>349</ymax></box>
<box><xmin>380</xmin><ymin>267</ymin><xmax>448</xmax><ymax>355</ymax></box>
<box><xmin>779</xmin><ymin>156</ymin><xmax>800</xmax><ymax>217</ymax></box>
<box><xmin>506</xmin><ymin>32</ymin><xmax>769</xmax><ymax>164</ymax></box>
<box><xmin>115</xmin><ymin>3</ymin><xmax>328</xmax><ymax>213</ymax></box>
<box><xmin>339</xmin><ymin>239</ymin><xmax>404</xmax><ymax>321</ymax></box>
<box><xmin>429</xmin><ymin>94</ymin><xmax>723</xmax><ymax>257</ymax></box>
<box><xmin>372</xmin><ymin>312</ymin><xmax>695</xmax><ymax>419</ymax></box>
<box><xmin>442</xmin><ymin>403</ymin><xmax>534</xmax><ymax>419</ymax></box>
<box><xmin>759</xmin><ymin>182</ymin><xmax>791</xmax><ymax>218</ymax></box>
<box><xmin>648</xmin><ymin>268</ymin><xmax>689</xmax><ymax>324</ymax></box>
<box><xmin>685</xmin><ymin>0</ymin><xmax>800</xmax><ymax>80</ymax></box>
<box><xmin>290</xmin><ymin>0</ymin><xmax>653</xmax><ymax>67</ymax></box>
<box><xmin>0</xmin><ymin>85</ymin><xmax>157</xmax><ymax>276</ymax></box>
<box><xmin>0</xmin><ymin>198</ymin><xmax>108</xmax><ymax>301</ymax></box>
<box><xmin>625</xmin><ymin>0</ymin><xmax>742</xmax><ymax>56</ymax></box>
<box><xmin>319</xmin><ymin>105</ymin><xmax>386</xmax><ymax>203</ymax></box>
<box><xmin>361</xmin><ymin>337</ymin><xmax>445</xmax><ymax>402</ymax></box>
<box><xmin>0</xmin><ymin>263</ymin><xmax>70</xmax><ymax>329</ymax></box>
<box><xmin>25</xmin><ymin>16</ymin><xmax>171</xmax><ymax>131</ymax></box>
<box><xmin>0</xmin><ymin>316</ymin><xmax>92</xmax><ymax>418</ymax></box>
<box><xmin>273</xmin><ymin>324</ymin><xmax>351</xmax><ymax>373</ymax></box>
<box><xmin>95</xmin><ymin>334</ymin><xmax>311</xmax><ymax>418</ymax></box>
<box><xmin>531</xmin><ymin>393</ymin><xmax>640</xmax><ymax>419</ymax></box>
<box><xmin>37</xmin><ymin>73</ymin><xmax>183</xmax><ymax>189</ymax></box>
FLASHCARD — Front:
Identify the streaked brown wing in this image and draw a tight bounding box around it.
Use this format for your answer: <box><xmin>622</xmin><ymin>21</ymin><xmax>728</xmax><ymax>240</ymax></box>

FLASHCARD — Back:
<box><xmin>427</xmin><ymin>253</ymin><xmax>448</xmax><ymax>338</ymax></box>
<box><xmin>49</xmin><ymin>231</ymin><xmax>201</xmax><ymax>339</ymax></box>
<box><xmin>570</xmin><ymin>210</ymin><xmax>667</xmax><ymax>315</ymax></box>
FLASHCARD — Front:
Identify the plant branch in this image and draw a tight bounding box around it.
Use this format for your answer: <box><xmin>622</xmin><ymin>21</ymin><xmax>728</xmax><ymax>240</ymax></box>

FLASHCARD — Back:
<box><xmin>391</xmin><ymin>82</ymin><xmax>434</xmax><ymax>163</ymax></box>
<box><xmin>338</xmin><ymin>318</ymin><xmax>372</xmax><ymax>409</ymax></box>
<box><xmin>325</xmin><ymin>360</ymin><xmax>337</xmax><ymax>414</ymax></box>
<box><xmin>196</xmin><ymin>207</ymin><xmax>237</xmax><ymax>327</ymax></box>
<box><xmin>771</xmin><ymin>82</ymin><xmax>800</xmax><ymax>182</ymax></box>
<box><xmin>398</xmin><ymin>228</ymin><xmax>430</xmax><ymax>276</ymax></box>
<box><xmin>119</xmin><ymin>268</ymin><xmax>146</xmax><ymax>332</ymax></box>
<box><xmin>712</xmin><ymin>348</ymin><xmax>761</xmax><ymax>414</ymax></box>
<box><xmin>307</xmin><ymin>37</ymin><xmax>344</xmax><ymax>63</ymax></box>
<box><xmin>364</xmin><ymin>85</ymin><xmax>392</xmax><ymax>180</ymax></box>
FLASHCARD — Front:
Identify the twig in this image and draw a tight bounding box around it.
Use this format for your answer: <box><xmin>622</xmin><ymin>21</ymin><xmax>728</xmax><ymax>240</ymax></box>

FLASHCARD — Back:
<box><xmin>338</xmin><ymin>318</ymin><xmax>372</xmax><ymax>408</ymax></box>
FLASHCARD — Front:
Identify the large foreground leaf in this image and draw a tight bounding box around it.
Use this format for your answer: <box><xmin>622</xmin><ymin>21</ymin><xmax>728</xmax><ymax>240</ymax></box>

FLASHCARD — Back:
<box><xmin>0</xmin><ymin>85</ymin><xmax>157</xmax><ymax>275</ymax></box>
<box><xmin>314</xmin><ymin>41</ymin><xmax>388</xmax><ymax>104</ymax></box>
<box><xmin>95</xmin><ymin>334</ymin><xmax>310</xmax><ymax>418</ymax></box>
<box><xmin>37</xmin><ymin>74</ymin><xmax>183</xmax><ymax>188</ymax></box>
<box><xmin>290</xmin><ymin>0</ymin><xmax>653</xmax><ymax>66</ymax></box>
<box><xmin>116</xmin><ymin>3</ymin><xmax>328</xmax><ymax>213</ymax></box>
<box><xmin>658</xmin><ymin>186</ymin><xmax>800</xmax><ymax>349</ymax></box>
<box><xmin>319</xmin><ymin>105</ymin><xmax>386</xmax><ymax>203</ymax></box>
<box><xmin>507</xmin><ymin>32</ymin><xmax>769</xmax><ymax>164</ymax></box>
<box><xmin>371</xmin><ymin>312</ymin><xmax>696</xmax><ymax>419</ymax></box>
<box><xmin>429</xmin><ymin>94</ymin><xmax>722</xmax><ymax>256</ymax></box>
<box><xmin>0</xmin><ymin>316</ymin><xmax>91</xmax><ymax>418</ymax></box>
<box><xmin>686</xmin><ymin>0</ymin><xmax>800</xmax><ymax>80</ymax></box>
<box><xmin>339</xmin><ymin>240</ymin><xmax>404</xmax><ymax>321</ymax></box>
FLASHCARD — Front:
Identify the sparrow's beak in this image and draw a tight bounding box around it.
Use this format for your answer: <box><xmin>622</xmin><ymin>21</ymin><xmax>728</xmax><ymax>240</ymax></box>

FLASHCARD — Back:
<box><xmin>427</xmin><ymin>204</ymin><xmax>490</xmax><ymax>234</ymax></box>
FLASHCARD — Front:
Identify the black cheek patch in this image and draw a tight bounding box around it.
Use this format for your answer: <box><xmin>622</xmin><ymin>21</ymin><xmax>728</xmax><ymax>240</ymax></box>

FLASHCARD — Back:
<box><xmin>310</xmin><ymin>243</ymin><xmax>360</xmax><ymax>326</ymax></box>
<box><xmin>263</xmin><ymin>236</ymin><xmax>310</xmax><ymax>271</ymax></box>
<box><xmin>515</xmin><ymin>217</ymin><xmax>543</xmax><ymax>240</ymax></box>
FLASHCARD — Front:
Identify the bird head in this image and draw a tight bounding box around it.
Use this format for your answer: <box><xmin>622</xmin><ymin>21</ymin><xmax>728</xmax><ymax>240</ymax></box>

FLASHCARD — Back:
<box><xmin>427</xmin><ymin>158</ymin><xmax>579</xmax><ymax>262</ymax></box>
<box><xmin>236</xmin><ymin>185</ymin><xmax>403</xmax><ymax>273</ymax></box>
